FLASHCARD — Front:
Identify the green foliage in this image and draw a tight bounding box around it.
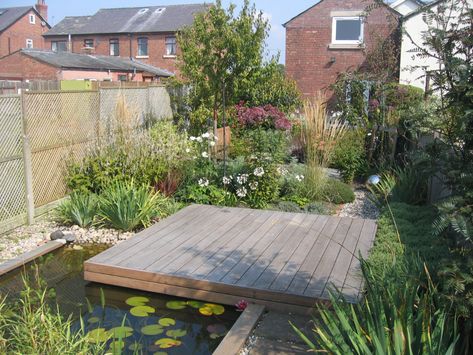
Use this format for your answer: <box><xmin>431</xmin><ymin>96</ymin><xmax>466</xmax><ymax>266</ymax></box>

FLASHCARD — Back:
<box><xmin>0</xmin><ymin>284</ymin><xmax>104</xmax><ymax>354</ymax></box>
<box><xmin>332</xmin><ymin>129</ymin><xmax>368</xmax><ymax>183</ymax></box>
<box><xmin>231</xmin><ymin>128</ymin><xmax>290</xmax><ymax>163</ymax></box>
<box><xmin>97</xmin><ymin>181</ymin><xmax>164</xmax><ymax>232</ymax></box>
<box><xmin>433</xmin><ymin>197</ymin><xmax>473</xmax><ymax>245</ymax></box>
<box><xmin>293</xmin><ymin>263</ymin><xmax>458</xmax><ymax>355</ymax></box>
<box><xmin>178</xmin><ymin>184</ymin><xmax>234</xmax><ymax>206</ymax></box>
<box><xmin>66</xmin><ymin>121</ymin><xmax>192</xmax><ymax>194</ymax></box>
<box><xmin>322</xmin><ymin>179</ymin><xmax>355</xmax><ymax>204</ymax></box>
<box><xmin>55</xmin><ymin>191</ymin><xmax>97</xmax><ymax>228</ymax></box>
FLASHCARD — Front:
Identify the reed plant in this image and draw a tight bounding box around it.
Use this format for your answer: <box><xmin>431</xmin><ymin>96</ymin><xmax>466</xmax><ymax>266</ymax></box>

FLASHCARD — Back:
<box><xmin>300</xmin><ymin>95</ymin><xmax>347</xmax><ymax>199</ymax></box>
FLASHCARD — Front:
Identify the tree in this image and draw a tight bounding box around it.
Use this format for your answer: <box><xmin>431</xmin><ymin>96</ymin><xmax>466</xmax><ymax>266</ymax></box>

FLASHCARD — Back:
<box><xmin>177</xmin><ymin>0</ymin><xmax>268</xmax><ymax>133</ymax></box>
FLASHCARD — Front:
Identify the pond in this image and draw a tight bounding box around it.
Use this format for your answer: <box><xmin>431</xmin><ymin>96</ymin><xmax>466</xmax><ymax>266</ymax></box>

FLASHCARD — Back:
<box><xmin>0</xmin><ymin>245</ymin><xmax>240</xmax><ymax>354</ymax></box>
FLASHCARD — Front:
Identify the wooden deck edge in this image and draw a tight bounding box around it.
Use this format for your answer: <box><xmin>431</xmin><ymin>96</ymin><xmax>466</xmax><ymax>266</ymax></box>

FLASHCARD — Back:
<box><xmin>84</xmin><ymin>270</ymin><xmax>316</xmax><ymax>315</ymax></box>
<box><xmin>0</xmin><ymin>241</ymin><xmax>65</xmax><ymax>277</ymax></box>
<box><xmin>213</xmin><ymin>304</ymin><xmax>265</xmax><ymax>355</ymax></box>
<box><xmin>84</xmin><ymin>261</ymin><xmax>322</xmax><ymax>308</ymax></box>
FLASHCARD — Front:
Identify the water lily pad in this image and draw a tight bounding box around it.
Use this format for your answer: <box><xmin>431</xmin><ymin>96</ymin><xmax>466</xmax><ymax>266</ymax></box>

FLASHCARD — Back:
<box><xmin>86</xmin><ymin>328</ymin><xmax>110</xmax><ymax>343</ymax></box>
<box><xmin>128</xmin><ymin>342</ymin><xmax>143</xmax><ymax>351</ymax></box>
<box><xmin>125</xmin><ymin>296</ymin><xmax>150</xmax><ymax>306</ymax></box>
<box><xmin>141</xmin><ymin>324</ymin><xmax>164</xmax><ymax>336</ymax></box>
<box><xmin>199</xmin><ymin>303</ymin><xmax>225</xmax><ymax>316</ymax></box>
<box><xmin>108</xmin><ymin>340</ymin><xmax>125</xmax><ymax>353</ymax></box>
<box><xmin>155</xmin><ymin>338</ymin><xmax>182</xmax><ymax>349</ymax></box>
<box><xmin>166</xmin><ymin>329</ymin><xmax>187</xmax><ymax>338</ymax></box>
<box><xmin>87</xmin><ymin>316</ymin><xmax>100</xmax><ymax>324</ymax></box>
<box><xmin>130</xmin><ymin>305</ymin><xmax>155</xmax><ymax>317</ymax></box>
<box><xmin>158</xmin><ymin>318</ymin><xmax>176</xmax><ymax>327</ymax></box>
<box><xmin>109</xmin><ymin>326</ymin><xmax>134</xmax><ymax>339</ymax></box>
<box><xmin>187</xmin><ymin>300</ymin><xmax>205</xmax><ymax>309</ymax></box>
<box><xmin>166</xmin><ymin>300</ymin><xmax>187</xmax><ymax>310</ymax></box>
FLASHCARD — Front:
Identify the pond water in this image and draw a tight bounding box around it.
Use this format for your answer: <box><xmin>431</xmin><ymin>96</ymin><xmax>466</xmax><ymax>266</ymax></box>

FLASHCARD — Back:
<box><xmin>0</xmin><ymin>245</ymin><xmax>240</xmax><ymax>354</ymax></box>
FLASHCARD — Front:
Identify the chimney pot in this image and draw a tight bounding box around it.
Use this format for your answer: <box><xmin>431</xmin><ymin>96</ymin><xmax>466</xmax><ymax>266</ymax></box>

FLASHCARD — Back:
<box><xmin>35</xmin><ymin>0</ymin><xmax>48</xmax><ymax>22</ymax></box>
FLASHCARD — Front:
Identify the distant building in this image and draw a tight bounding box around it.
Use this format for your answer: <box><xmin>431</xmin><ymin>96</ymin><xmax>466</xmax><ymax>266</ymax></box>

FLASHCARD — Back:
<box><xmin>43</xmin><ymin>4</ymin><xmax>210</xmax><ymax>76</ymax></box>
<box><xmin>0</xmin><ymin>1</ymin><xmax>50</xmax><ymax>57</ymax></box>
<box><xmin>390</xmin><ymin>0</ymin><xmax>423</xmax><ymax>16</ymax></box>
<box><xmin>0</xmin><ymin>48</ymin><xmax>173</xmax><ymax>82</ymax></box>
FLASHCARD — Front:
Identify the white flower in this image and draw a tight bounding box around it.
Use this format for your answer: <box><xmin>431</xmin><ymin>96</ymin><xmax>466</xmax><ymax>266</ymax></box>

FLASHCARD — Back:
<box><xmin>196</xmin><ymin>137</ymin><xmax>203</xmax><ymax>143</ymax></box>
<box><xmin>209</xmin><ymin>141</ymin><xmax>216</xmax><ymax>147</ymax></box>
<box><xmin>236</xmin><ymin>174</ymin><xmax>249</xmax><ymax>185</ymax></box>
<box><xmin>249</xmin><ymin>181</ymin><xmax>259</xmax><ymax>190</ymax></box>
<box><xmin>236</xmin><ymin>187</ymin><xmax>247</xmax><ymax>198</ymax></box>
<box><xmin>190</xmin><ymin>136</ymin><xmax>196</xmax><ymax>141</ymax></box>
<box><xmin>202</xmin><ymin>132</ymin><xmax>210</xmax><ymax>139</ymax></box>
<box><xmin>222</xmin><ymin>176</ymin><xmax>232</xmax><ymax>185</ymax></box>
<box><xmin>253</xmin><ymin>167</ymin><xmax>265</xmax><ymax>177</ymax></box>
<box><xmin>214</xmin><ymin>136</ymin><xmax>219</xmax><ymax>141</ymax></box>
<box><xmin>201</xmin><ymin>152</ymin><xmax>209</xmax><ymax>158</ymax></box>
<box><xmin>295</xmin><ymin>174</ymin><xmax>305</xmax><ymax>182</ymax></box>
<box><xmin>198</xmin><ymin>178</ymin><xmax>209</xmax><ymax>187</ymax></box>
<box><xmin>277</xmin><ymin>166</ymin><xmax>288</xmax><ymax>176</ymax></box>
<box><xmin>185</xmin><ymin>148</ymin><xmax>191</xmax><ymax>153</ymax></box>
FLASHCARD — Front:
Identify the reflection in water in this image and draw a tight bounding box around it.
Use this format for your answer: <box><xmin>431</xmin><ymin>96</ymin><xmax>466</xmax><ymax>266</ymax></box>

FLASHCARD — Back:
<box><xmin>0</xmin><ymin>245</ymin><xmax>239</xmax><ymax>354</ymax></box>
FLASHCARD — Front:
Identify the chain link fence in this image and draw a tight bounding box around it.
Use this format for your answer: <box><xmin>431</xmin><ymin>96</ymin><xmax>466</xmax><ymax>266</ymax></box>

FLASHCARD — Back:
<box><xmin>0</xmin><ymin>86</ymin><xmax>172</xmax><ymax>235</ymax></box>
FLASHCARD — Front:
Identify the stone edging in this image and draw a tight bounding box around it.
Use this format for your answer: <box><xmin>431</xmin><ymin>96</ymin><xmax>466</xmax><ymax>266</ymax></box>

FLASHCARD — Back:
<box><xmin>213</xmin><ymin>304</ymin><xmax>265</xmax><ymax>355</ymax></box>
<box><xmin>0</xmin><ymin>240</ymin><xmax>65</xmax><ymax>277</ymax></box>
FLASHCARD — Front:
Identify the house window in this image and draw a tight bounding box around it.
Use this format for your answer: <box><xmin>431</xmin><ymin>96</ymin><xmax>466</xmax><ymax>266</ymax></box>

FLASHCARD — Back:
<box><xmin>331</xmin><ymin>17</ymin><xmax>364</xmax><ymax>44</ymax></box>
<box><xmin>26</xmin><ymin>39</ymin><xmax>33</xmax><ymax>49</ymax></box>
<box><xmin>51</xmin><ymin>41</ymin><xmax>67</xmax><ymax>52</ymax></box>
<box><xmin>165</xmin><ymin>36</ymin><xmax>176</xmax><ymax>56</ymax></box>
<box><xmin>137</xmin><ymin>37</ymin><xmax>148</xmax><ymax>56</ymax></box>
<box><xmin>84</xmin><ymin>39</ymin><xmax>94</xmax><ymax>48</ymax></box>
<box><xmin>110</xmin><ymin>39</ymin><xmax>119</xmax><ymax>56</ymax></box>
<box><xmin>29</xmin><ymin>14</ymin><xmax>35</xmax><ymax>24</ymax></box>
<box><xmin>118</xmin><ymin>74</ymin><xmax>128</xmax><ymax>81</ymax></box>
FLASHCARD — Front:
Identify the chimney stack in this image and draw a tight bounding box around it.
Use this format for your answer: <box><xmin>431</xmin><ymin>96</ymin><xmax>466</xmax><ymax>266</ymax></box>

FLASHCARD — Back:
<box><xmin>35</xmin><ymin>0</ymin><xmax>48</xmax><ymax>22</ymax></box>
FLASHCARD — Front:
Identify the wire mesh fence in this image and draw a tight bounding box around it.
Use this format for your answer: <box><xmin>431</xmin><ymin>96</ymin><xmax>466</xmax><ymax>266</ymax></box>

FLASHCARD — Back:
<box><xmin>0</xmin><ymin>86</ymin><xmax>172</xmax><ymax>234</ymax></box>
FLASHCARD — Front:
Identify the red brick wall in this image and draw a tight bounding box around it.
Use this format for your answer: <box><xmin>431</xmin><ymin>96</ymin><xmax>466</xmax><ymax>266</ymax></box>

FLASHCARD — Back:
<box><xmin>285</xmin><ymin>0</ymin><xmax>399</xmax><ymax>99</ymax></box>
<box><xmin>0</xmin><ymin>51</ymin><xmax>58</xmax><ymax>80</ymax></box>
<box><xmin>0</xmin><ymin>9</ymin><xmax>49</xmax><ymax>58</ymax></box>
<box><xmin>44</xmin><ymin>32</ymin><xmax>180</xmax><ymax>75</ymax></box>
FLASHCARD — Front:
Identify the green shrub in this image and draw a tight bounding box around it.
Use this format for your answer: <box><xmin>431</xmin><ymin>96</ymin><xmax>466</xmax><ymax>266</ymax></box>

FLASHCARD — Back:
<box><xmin>305</xmin><ymin>202</ymin><xmax>332</xmax><ymax>215</ymax></box>
<box><xmin>332</xmin><ymin>129</ymin><xmax>367</xmax><ymax>183</ymax></box>
<box><xmin>292</xmin><ymin>262</ymin><xmax>458</xmax><ymax>354</ymax></box>
<box><xmin>178</xmin><ymin>184</ymin><xmax>234</xmax><ymax>206</ymax></box>
<box><xmin>322</xmin><ymin>179</ymin><xmax>355</xmax><ymax>204</ymax></box>
<box><xmin>98</xmin><ymin>181</ymin><xmax>163</xmax><ymax>232</ymax></box>
<box><xmin>55</xmin><ymin>192</ymin><xmax>98</xmax><ymax>228</ymax></box>
<box><xmin>276</xmin><ymin>201</ymin><xmax>302</xmax><ymax>213</ymax></box>
<box><xmin>231</xmin><ymin>128</ymin><xmax>290</xmax><ymax>163</ymax></box>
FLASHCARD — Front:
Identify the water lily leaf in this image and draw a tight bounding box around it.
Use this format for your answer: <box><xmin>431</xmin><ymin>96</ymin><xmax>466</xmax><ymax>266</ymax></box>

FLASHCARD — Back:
<box><xmin>199</xmin><ymin>303</ymin><xmax>225</xmax><ymax>316</ymax></box>
<box><xmin>166</xmin><ymin>329</ymin><xmax>187</xmax><ymax>338</ymax></box>
<box><xmin>125</xmin><ymin>296</ymin><xmax>150</xmax><ymax>306</ymax></box>
<box><xmin>141</xmin><ymin>324</ymin><xmax>164</xmax><ymax>336</ymax></box>
<box><xmin>86</xmin><ymin>328</ymin><xmax>111</xmax><ymax>343</ymax></box>
<box><xmin>130</xmin><ymin>305</ymin><xmax>155</xmax><ymax>317</ymax></box>
<box><xmin>187</xmin><ymin>300</ymin><xmax>205</xmax><ymax>309</ymax></box>
<box><xmin>87</xmin><ymin>316</ymin><xmax>100</xmax><ymax>324</ymax></box>
<box><xmin>166</xmin><ymin>300</ymin><xmax>187</xmax><ymax>310</ymax></box>
<box><xmin>158</xmin><ymin>318</ymin><xmax>176</xmax><ymax>327</ymax></box>
<box><xmin>128</xmin><ymin>342</ymin><xmax>143</xmax><ymax>351</ymax></box>
<box><xmin>108</xmin><ymin>340</ymin><xmax>125</xmax><ymax>353</ymax></box>
<box><xmin>155</xmin><ymin>338</ymin><xmax>182</xmax><ymax>349</ymax></box>
<box><xmin>109</xmin><ymin>326</ymin><xmax>134</xmax><ymax>338</ymax></box>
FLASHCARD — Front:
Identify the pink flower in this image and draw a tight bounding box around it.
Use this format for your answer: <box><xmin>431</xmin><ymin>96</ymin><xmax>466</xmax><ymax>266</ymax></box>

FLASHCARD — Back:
<box><xmin>235</xmin><ymin>300</ymin><xmax>248</xmax><ymax>312</ymax></box>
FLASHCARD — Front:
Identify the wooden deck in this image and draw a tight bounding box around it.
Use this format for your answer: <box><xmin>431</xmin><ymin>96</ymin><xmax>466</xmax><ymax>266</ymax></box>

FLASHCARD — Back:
<box><xmin>84</xmin><ymin>205</ymin><xmax>377</xmax><ymax>313</ymax></box>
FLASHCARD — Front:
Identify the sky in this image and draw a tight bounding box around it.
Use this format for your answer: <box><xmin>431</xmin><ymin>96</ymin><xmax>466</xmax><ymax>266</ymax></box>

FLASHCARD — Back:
<box><xmin>2</xmin><ymin>0</ymin><xmax>323</xmax><ymax>63</ymax></box>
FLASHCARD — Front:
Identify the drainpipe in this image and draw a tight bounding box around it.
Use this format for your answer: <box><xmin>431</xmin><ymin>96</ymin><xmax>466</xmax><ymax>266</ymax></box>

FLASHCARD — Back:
<box><xmin>129</xmin><ymin>33</ymin><xmax>132</xmax><ymax>59</ymax></box>
<box><xmin>68</xmin><ymin>34</ymin><xmax>72</xmax><ymax>52</ymax></box>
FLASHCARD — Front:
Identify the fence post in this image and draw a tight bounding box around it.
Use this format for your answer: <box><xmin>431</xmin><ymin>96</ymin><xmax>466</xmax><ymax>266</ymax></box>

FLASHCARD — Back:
<box><xmin>20</xmin><ymin>93</ymin><xmax>35</xmax><ymax>225</ymax></box>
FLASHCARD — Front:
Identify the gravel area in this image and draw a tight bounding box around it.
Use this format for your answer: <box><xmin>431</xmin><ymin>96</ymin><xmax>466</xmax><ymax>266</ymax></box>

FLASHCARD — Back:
<box><xmin>0</xmin><ymin>217</ymin><xmax>134</xmax><ymax>264</ymax></box>
<box><xmin>338</xmin><ymin>187</ymin><xmax>380</xmax><ymax>220</ymax></box>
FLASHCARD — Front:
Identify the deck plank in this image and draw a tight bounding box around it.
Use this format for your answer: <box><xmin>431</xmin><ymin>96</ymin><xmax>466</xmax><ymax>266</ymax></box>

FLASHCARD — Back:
<box><xmin>84</xmin><ymin>205</ymin><xmax>378</xmax><ymax>312</ymax></box>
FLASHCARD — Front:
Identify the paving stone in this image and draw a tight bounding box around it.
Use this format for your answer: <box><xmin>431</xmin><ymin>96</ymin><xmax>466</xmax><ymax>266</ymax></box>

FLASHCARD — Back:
<box><xmin>253</xmin><ymin>311</ymin><xmax>314</xmax><ymax>344</ymax></box>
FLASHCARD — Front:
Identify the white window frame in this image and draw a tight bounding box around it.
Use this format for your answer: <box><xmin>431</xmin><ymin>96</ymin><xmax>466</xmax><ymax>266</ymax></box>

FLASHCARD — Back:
<box><xmin>331</xmin><ymin>16</ymin><xmax>364</xmax><ymax>45</ymax></box>
<box><xmin>29</xmin><ymin>14</ymin><xmax>36</xmax><ymax>24</ymax></box>
<box><xmin>26</xmin><ymin>39</ymin><xmax>33</xmax><ymax>48</ymax></box>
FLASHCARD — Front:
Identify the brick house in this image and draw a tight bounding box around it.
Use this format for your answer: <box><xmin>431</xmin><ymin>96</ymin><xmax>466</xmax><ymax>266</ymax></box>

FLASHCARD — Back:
<box><xmin>284</xmin><ymin>0</ymin><xmax>401</xmax><ymax>98</ymax></box>
<box><xmin>0</xmin><ymin>48</ymin><xmax>173</xmax><ymax>82</ymax></box>
<box><xmin>43</xmin><ymin>4</ymin><xmax>209</xmax><ymax>76</ymax></box>
<box><xmin>0</xmin><ymin>1</ymin><xmax>50</xmax><ymax>58</ymax></box>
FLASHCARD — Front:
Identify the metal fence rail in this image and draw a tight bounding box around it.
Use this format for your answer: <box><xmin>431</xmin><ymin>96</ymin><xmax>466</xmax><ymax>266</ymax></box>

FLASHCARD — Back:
<box><xmin>0</xmin><ymin>86</ymin><xmax>172</xmax><ymax>235</ymax></box>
